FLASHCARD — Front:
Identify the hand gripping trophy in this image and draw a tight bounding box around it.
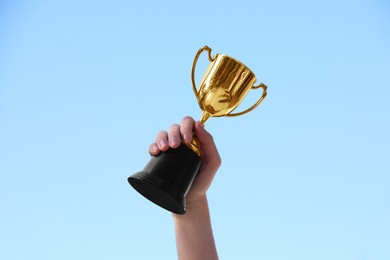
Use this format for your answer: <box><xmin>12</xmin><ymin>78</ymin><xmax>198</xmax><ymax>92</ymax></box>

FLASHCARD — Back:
<box><xmin>128</xmin><ymin>46</ymin><xmax>268</xmax><ymax>214</ymax></box>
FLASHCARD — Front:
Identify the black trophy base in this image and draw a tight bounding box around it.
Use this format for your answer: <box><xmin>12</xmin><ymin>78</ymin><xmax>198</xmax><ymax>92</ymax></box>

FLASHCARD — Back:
<box><xmin>128</xmin><ymin>143</ymin><xmax>201</xmax><ymax>215</ymax></box>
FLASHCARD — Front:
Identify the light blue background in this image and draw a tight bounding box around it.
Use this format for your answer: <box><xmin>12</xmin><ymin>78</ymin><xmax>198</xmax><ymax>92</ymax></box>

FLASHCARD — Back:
<box><xmin>1</xmin><ymin>0</ymin><xmax>389</xmax><ymax>259</ymax></box>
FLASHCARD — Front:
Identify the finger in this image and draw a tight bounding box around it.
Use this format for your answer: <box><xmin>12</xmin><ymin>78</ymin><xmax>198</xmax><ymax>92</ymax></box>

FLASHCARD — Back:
<box><xmin>149</xmin><ymin>142</ymin><xmax>160</xmax><ymax>156</ymax></box>
<box><xmin>180</xmin><ymin>116</ymin><xmax>196</xmax><ymax>144</ymax></box>
<box><xmin>155</xmin><ymin>131</ymin><xmax>169</xmax><ymax>151</ymax></box>
<box><xmin>167</xmin><ymin>124</ymin><xmax>181</xmax><ymax>149</ymax></box>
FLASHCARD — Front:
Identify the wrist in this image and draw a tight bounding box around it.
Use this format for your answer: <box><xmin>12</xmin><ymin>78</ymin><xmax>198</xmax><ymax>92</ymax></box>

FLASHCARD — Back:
<box><xmin>173</xmin><ymin>194</ymin><xmax>208</xmax><ymax>219</ymax></box>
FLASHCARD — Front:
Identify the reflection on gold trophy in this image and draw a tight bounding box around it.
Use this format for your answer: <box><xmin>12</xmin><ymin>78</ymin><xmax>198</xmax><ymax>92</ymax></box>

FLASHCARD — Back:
<box><xmin>188</xmin><ymin>46</ymin><xmax>267</xmax><ymax>156</ymax></box>
<box><xmin>128</xmin><ymin>46</ymin><xmax>268</xmax><ymax>214</ymax></box>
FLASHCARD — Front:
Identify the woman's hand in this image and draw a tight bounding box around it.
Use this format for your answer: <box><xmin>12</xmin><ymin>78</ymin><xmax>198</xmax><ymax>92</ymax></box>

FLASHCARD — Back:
<box><xmin>148</xmin><ymin>116</ymin><xmax>221</xmax><ymax>203</ymax></box>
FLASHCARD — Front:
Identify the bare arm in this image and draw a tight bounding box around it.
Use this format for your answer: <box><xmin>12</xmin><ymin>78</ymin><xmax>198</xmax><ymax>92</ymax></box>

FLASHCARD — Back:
<box><xmin>173</xmin><ymin>196</ymin><xmax>218</xmax><ymax>260</ymax></box>
<box><xmin>149</xmin><ymin>117</ymin><xmax>220</xmax><ymax>260</ymax></box>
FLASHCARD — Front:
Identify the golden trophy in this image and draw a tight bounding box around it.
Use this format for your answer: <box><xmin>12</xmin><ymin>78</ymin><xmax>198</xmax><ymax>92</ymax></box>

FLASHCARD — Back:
<box><xmin>128</xmin><ymin>46</ymin><xmax>267</xmax><ymax>214</ymax></box>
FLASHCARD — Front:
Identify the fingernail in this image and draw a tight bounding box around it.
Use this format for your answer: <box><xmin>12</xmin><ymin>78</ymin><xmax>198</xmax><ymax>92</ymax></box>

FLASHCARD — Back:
<box><xmin>159</xmin><ymin>139</ymin><xmax>168</xmax><ymax>149</ymax></box>
<box><xmin>152</xmin><ymin>144</ymin><xmax>158</xmax><ymax>151</ymax></box>
<box><xmin>170</xmin><ymin>136</ymin><xmax>180</xmax><ymax>146</ymax></box>
<box><xmin>183</xmin><ymin>134</ymin><xmax>191</xmax><ymax>143</ymax></box>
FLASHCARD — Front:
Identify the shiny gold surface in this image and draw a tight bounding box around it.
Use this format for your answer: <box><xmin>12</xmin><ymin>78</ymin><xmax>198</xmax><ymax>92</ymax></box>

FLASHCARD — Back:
<box><xmin>189</xmin><ymin>46</ymin><xmax>268</xmax><ymax>156</ymax></box>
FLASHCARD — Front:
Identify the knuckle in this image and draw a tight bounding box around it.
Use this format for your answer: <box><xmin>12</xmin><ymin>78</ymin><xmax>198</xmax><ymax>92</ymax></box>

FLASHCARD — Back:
<box><xmin>157</xmin><ymin>130</ymin><xmax>167</xmax><ymax>136</ymax></box>
<box><xmin>216</xmin><ymin>156</ymin><xmax>222</xmax><ymax>167</ymax></box>
<box><xmin>182</xmin><ymin>116</ymin><xmax>194</xmax><ymax>122</ymax></box>
<box><xmin>156</xmin><ymin>130</ymin><xmax>167</xmax><ymax>139</ymax></box>
<box><xmin>170</xmin><ymin>123</ymin><xmax>180</xmax><ymax>129</ymax></box>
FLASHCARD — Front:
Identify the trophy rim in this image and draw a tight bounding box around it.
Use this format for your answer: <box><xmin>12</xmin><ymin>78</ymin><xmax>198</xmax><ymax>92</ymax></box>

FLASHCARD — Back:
<box><xmin>128</xmin><ymin>173</ymin><xmax>186</xmax><ymax>215</ymax></box>
<box><xmin>217</xmin><ymin>54</ymin><xmax>257</xmax><ymax>80</ymax></box>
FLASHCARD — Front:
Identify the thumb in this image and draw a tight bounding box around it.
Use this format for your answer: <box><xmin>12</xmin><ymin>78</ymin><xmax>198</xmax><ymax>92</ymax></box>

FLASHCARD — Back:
<box><xmin>194</xmin><ymin>122</ymin><xmax>221</xmax><ymax>167</ymax></box>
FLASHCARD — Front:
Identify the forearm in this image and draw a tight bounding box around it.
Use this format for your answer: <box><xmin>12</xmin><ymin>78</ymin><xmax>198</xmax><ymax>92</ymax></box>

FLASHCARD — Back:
<box><xmin>173</xmin><ymin>195</ymin><xmax>218</xmax><ymax>260</ymax></box>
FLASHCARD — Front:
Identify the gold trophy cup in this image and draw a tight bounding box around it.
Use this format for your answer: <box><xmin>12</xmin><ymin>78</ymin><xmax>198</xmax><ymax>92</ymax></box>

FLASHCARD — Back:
<box><xmin>128</xmin><ymin>46</ymin><xmax>267</xmax><ymax>214</ymax></box>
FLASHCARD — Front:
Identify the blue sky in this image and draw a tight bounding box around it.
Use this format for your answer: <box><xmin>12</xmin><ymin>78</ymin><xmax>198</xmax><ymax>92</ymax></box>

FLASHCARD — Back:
<box><xmin>1</xmin><ymin>0</ymin><xmax>389</xmax><ymax>259</ymax></box>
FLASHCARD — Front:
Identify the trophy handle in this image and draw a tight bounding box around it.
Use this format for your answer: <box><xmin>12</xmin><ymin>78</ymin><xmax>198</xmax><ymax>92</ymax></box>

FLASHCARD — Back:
<box><xmin>226</xmin><ymin>83</ymin><xmax>268</xmax><ymax>117</ymax></box>
<box><xmin>191</xmin><ymin>46</ymin><xmax>215</xmax><ymax>99</ymax></box>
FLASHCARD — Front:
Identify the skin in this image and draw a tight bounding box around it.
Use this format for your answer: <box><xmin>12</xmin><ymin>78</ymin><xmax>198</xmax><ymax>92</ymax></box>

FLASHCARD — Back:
<box><xmin>149</xmin><ymin>116</ymin><xmax>221</xmax><ymax>260</ymax></box>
